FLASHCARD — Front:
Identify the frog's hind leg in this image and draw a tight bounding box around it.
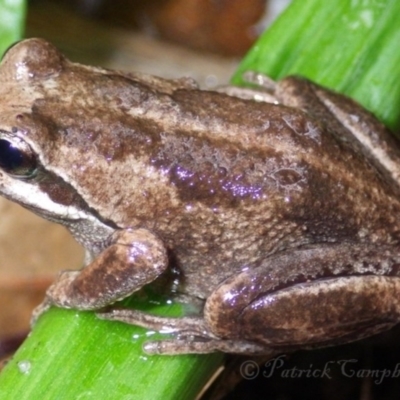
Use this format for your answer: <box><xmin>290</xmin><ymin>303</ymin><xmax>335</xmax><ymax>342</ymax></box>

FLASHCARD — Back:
<box><xmin>203</xmin><ymin>243</ymin><xmax>400</xmax><ymax>352</ymax></box>
<box><xmin>98</xmin><ymin>243</ymin><xmax>400</xmax><ymax>355</ymax></box>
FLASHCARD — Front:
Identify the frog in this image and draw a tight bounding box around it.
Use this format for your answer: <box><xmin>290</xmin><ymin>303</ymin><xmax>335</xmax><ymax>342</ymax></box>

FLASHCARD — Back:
<box><xmin>1</xmin><ymin>38</ymin><xmax>400</xmax><ymax>355</ymax></box>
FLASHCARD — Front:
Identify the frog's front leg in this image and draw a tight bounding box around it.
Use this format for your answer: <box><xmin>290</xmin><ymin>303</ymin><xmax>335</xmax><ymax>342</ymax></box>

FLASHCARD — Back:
<box><xmin>37</xmin><ymin>228</ymin><xmax>168</xmax><ymax>316</ymax></box>
<box><xmin>100</xmin><ymin>243</ymin><xmax>400</xmax><ymax>355</ymax></box>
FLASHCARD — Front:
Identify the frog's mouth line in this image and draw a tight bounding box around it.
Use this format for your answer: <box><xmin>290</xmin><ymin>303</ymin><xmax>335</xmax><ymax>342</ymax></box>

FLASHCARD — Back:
<box><xmin>0</xmin><ymin>165</ymin><xmax>118</xmax><ymax>232</ymax></box>
<box><xmin>23</xmin><ymin>201</ymin><xmax>86</xmax><ymax>224</ymax></box>
<box><xmin>22</xmin><ymin>192</ymin><xmax>119</xmax><ymax>233</ymax></box>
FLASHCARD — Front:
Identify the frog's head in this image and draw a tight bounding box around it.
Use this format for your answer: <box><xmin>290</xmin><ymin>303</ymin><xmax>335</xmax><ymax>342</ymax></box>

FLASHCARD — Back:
<box><xmin>0</xmin><ymin>39</ymin><xmax>178</xmax><ymax>239</ymax></box>
<box><xmin>0</xmin><ymin>38</ymin><xmax>120</xmax><ymax>239</ymax></box>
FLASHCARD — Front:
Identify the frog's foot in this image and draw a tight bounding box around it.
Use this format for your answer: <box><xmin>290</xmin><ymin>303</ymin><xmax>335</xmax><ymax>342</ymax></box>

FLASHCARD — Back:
<box><xmin>97</xmin><ymin>308</ymin><xmax>276</xmax><ymax>355</ymax></box>
<box><xmin>31</xmin><ymin>297</ymin><xmax>53</xmax><ymax>326</ymax></box>
<box><xmin>241</xmin><ymin>71</ymin><xmax>277</xmax><ymax>92</ymax></box>
<box><xmin>30</xmin><ymin>270</ymin><xmax>82</xmax><ymax>326</ymax></box>
<box><xmin>217</xmin><ymin>71</ymin><xmax>278</xmax><ymax>103</ymax></box>
<box><xmin>97</xmin><ymin>307</ymin><xmax>211</xmax><ymax>338</ymax></box>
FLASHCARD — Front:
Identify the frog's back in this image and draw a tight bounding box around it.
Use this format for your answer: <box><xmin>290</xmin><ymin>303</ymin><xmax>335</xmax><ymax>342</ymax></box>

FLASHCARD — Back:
<box><xmin>150</xmin><ymin>89</ymin><xmax>400</xmax><ymax>249</ymax></box>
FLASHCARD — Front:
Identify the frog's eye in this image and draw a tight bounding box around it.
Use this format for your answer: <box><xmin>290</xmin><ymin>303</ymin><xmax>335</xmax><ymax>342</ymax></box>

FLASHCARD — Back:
<box><xmin>0</xmin><ymin>138</ymin><xmax>37</xmax><ymax>178</ymax></box>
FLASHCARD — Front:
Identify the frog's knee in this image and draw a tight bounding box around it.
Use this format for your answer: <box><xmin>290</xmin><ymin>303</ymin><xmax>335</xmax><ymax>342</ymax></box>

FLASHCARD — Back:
<box><xmin>203</xmin><ymin>274</ymin><xmax>252</xmax><ymax>338</ymax></box>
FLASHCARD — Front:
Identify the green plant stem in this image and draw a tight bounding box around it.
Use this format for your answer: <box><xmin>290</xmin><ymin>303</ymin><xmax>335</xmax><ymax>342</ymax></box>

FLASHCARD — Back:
<box><xmin>1</xmin><ymin>0</ymin><xmax>400</xmax><ymax>399</ymax></box>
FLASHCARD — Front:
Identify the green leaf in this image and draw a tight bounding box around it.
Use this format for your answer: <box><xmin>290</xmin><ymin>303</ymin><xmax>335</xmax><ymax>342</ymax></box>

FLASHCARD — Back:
<box><xmin>233</xmin><ymin>0</ymin><xmax>400</xmax><ymax>130</ymax></box>
<box><xmin>0</xmin><ymin>296</ymin><xmax>224</xmax><ymax>400</ymax></box>
<box><xmin>0</xmin><ymin>0</ymin><xmax>26</xmax><ymax>56</ymax></box>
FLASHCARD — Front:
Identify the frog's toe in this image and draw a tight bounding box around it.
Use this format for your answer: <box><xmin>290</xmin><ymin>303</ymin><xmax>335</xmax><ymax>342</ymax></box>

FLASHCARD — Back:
<box><xmin>143</xmin><ymin>338</ymin><xmax>276</xmax><ymax>355</ymax></box>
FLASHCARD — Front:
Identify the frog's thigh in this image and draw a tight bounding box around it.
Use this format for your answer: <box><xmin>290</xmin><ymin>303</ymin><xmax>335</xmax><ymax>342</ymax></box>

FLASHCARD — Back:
<box><xmin>45</xmin><ymin>228</ymin><xmax>168</xmax><ymax>310</ymax></box>
<box><xmin>204</xmin><ymin>245</ymin><xmax>400</xmax><ymax>348</ymax></box>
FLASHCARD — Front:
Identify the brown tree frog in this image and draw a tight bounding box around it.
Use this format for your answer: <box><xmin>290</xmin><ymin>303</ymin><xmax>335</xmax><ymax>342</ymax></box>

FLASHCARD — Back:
<box><xmin>1</xmin><ymin>38</ymin><xmax>400</xmax><ymax>355</ymax></box>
